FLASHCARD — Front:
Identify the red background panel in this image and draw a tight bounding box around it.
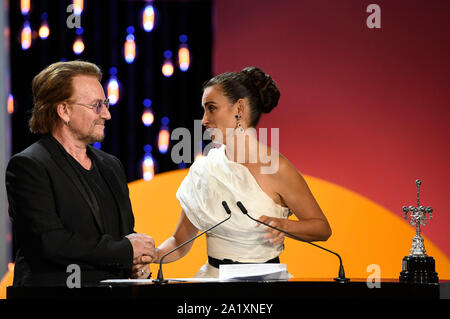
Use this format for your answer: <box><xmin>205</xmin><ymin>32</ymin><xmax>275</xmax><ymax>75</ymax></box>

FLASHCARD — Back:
<box><xmin>213</xmin><ymin>0</ymin><xmax>450</xmax><ymax>257</ymax></box>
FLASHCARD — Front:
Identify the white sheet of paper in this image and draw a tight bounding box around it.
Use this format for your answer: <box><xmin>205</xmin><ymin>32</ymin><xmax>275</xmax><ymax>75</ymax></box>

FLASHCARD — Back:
<box><xmin>219</xmin><ymin>263</ymin><xmax>289</xmax><ymax>281</ymax></box>
<box><xmin>100</xmin><ymin>278</ymin><xmax>220</xmax><ymax>284</ymax></box>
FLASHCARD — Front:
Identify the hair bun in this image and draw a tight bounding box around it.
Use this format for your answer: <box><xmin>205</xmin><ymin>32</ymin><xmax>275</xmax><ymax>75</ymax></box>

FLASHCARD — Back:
<box><xmin>240</xmin><ymin>67</ymin><xmax>280</xmax><ymax>113</ymax></box>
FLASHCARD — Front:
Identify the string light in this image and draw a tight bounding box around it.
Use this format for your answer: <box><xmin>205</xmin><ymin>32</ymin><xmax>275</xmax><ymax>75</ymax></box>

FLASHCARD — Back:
<box><xmin>7</xmin><ymin>94</ymin><xmax>14</xmax><ymax>114</ymax></box>
<box><xmin>142</xmin><ymin>145</ymin><xmax>155</xmax><ymax>181</ymax></box>
<box><xmin>178</xmin><ymin>45</ymin><xmax>190</xmax><ymax>72</ymax></box>
<box><xmin>15</xmin><ymin>2</ymin><xmax>203</xmax><ymax>182</ymax></box>
<box><xmin>158</xmin><ymin>117</ymin><xmax>170</xmax><ymax>154</ymax></box>
<box><xmin>142</xmin><ymin>109</ymin><xmax>154</xmax><ymax>127</ymax></box>
<box><xmin>21</xmin><ymin>0</ymin><xmax>30</xmax><ymax>15</ymax></box>
<box><xmin>107</xmin><ymin>67</ymin><xmax>120</xmax><ymax>105</ymax></box>
<box><xmin>73</xmin><ymin>28</ymin><xmax>84</xmax><ymax>55</ymax></box>
<box><xmin>21</xmin><ymin>21</ymin><xmax>32</xmax><ymax>50</ymax></box>
<box><xmin>142</xmin><ymin>99</ymin><xmax>154</xmax><ymax>126</ymax></box>
<box><xmin>162</xmin><ymin>61</ymin><xmax>174</xmax><ymax>77</ymax></box>
<box><xmin>178</xmin><ymin>35</ymin><xmax>190</xmax><ymax>72</ymax></box>
<box><xmin>39</xmin><ymin>13</ymin><xmax>50</xmax><ymax>40</ymax></box>
<box><xmin>124</xmin><ymin>26</ymin><xmax>136</xmax><ymax>64</ymax></box>
<box><xmin>158</xmin><ymin>129</ymin><xmax>170</xmax><ymax>154</ymax></box>
<box><xmin>73</xmin><ymin>0</ymin><xmax>84</xmax><ymax>16</ymax></box>
<box><xmin>142</xmin><ymin>4</ymin><xmax>155</xmax><ymax>32</ymax></box>
<box><xmin>162</xmin><ymin>50</ymin><xmax>174</xmax><ymax>77</ymax></box>
<box><xmin>73</xmin><ymin>37</ymin><xmax>84</xmax><ymax>55</ymax></box>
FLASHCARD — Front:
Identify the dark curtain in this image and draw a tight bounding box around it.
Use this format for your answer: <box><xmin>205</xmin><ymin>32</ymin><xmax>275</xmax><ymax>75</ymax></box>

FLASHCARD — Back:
<box><xmin>9</xmin><ymin>0</ymin><xmax>212</xmax><ymax>182</ymax></box>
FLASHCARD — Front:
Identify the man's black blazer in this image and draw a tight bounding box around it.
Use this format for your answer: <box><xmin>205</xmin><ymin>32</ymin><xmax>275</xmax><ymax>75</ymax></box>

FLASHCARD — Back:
<box><xmin>5</xmin><ymin>135</ymin><xmax>135</xmax><ymax>286</ymax></box>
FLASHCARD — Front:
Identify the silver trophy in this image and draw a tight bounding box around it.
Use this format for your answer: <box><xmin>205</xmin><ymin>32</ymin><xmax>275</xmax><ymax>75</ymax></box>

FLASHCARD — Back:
<box><xmin>399</xmin><ymin>179</ymin><xmax>439</xmax><ymax>284</ymax></box>
<box><xmin>402</xmin><ymin>180</ymin><xmax>433</xmax><ymax>256</ymax></box>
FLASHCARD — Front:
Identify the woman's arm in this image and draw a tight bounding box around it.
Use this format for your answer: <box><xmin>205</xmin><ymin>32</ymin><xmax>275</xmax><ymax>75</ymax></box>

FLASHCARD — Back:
<box><xmin>153</xmin><ymin>210</ymin><xmax>199</xmax><ymax>264</ymax></box>
<box><xmin>259</xmin><ymin>155</ymin><xmax>332</xmax><ymax>243</ymax></box>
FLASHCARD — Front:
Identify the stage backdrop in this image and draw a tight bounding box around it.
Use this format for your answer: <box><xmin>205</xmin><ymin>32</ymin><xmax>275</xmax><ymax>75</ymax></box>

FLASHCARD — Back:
<box><xmin>2</xmin><ymin>1</ymin><xmax>449</xmax><ymax>291</ymax></box>
<box><xmin>212</xmin><ymin>0</ymin><xmax>450</xmax><ymax>265</ymax></box>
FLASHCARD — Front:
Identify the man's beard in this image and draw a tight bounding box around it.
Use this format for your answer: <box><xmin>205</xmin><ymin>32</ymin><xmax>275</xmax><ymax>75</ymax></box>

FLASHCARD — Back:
<box><xmin>69</xmin><ymin>122</ymin><xmax>106</xmax><ymax>145</ymax></box>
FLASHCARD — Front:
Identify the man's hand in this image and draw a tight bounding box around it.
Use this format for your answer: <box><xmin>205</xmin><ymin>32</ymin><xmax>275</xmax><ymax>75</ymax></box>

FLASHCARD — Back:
<box><xmin>125</xmin><ymin>233</ymin><xmax>156</xmax><ymax>260</ymax></box>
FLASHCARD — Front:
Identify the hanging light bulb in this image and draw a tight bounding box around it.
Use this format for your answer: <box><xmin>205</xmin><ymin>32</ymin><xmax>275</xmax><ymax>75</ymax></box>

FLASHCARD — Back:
<box><xmin>178</xmin><ymin>35</ymin><xmax>190</xmax><ymax>72</ymax></box>
<box><xmin>73</xmin><ymin>0</ymin><xmax>84</xmax><ymax>16</ymax></box>
<box><xmin>39</xmin><ymin>23</ymin><xmax>50</xmax><ymax>39</ymax></box>
<box><xmin>142</xmin><ymin>153</ymin><xmax>155</xmax><ymax>181</ymax></box>
<box><xmin>21</xmin><ymin>21</ymin><xmax>32</xmax><ymax>50</ymax></box>
<box><xmin>142</xmin><ymin>109</ymin><xmax>154</xmax><ymax>127</ymax></box>
<box><xmin>158</xmin><ymin>129</ymin><xmax>170</xmax><ymax>154</ymax></box>
<box><xmin>106</xmin><ymin>67</ymin><xmax>119</xmax><ymax>105</ymax></box>
<box><xmin>124</xmin><ymin>35</ymin><xmax>136</xmax><ymax>63</ymax></box>
<box><xmin>39</xmin><ymin>24</ymin><xmax>49</xmax><ymax>40</ymax></box>
<box><xmin>73</xmin><ymin>37</ymin><xmax>84</xmax><ymax>55</ymax></box>
<box><xmin>73</xmin><ymin>27</ymin><xmax>84</xmax><ymax>55</ymax></box>
<box><xmin>107</xmin><ymin>78</ymin><xmax>119</xmax><ymax>105</ymax></box>
<box><xmin>39</xmin><ymin>13</ymin><xmax>50</xmax><ymax>40</ymax></box>
<box><xmin>142</xmin><ymin>4</ymin><xmax>155</xmax><ymax>32</ymax></box>
<box><xmin>124</xmin><ymin>26</ymin><xmax>136</xmax><ymax>64</ymax></box>
<box><xmin>21</xmin><ymin>0</ymin><xmax>30</xmax><ymax>15</ymax></box>
<box><xmin>158</xmin><ymin>117</ymin><xmax>170</xmax><ymax>154</ymax></box>
<box><xmin>162</xmin><ymin>50</ymin><xmax>174</xmax><ymax>77</ymax></box>
<box><xmin>7</xmin><ymin>94</ymin><xmax>14</xmax><ymax>114</ymax></box>
<box><xmin>162</xmin><ymin>61</ymin><xmax>174</xmax><ymax>77</ymax></box>
<box><xmin>178</xmin><ymin>45</ymin><xmax>190</xmax><ymax>72</ymax></box>
<box><xmin>142</xmin><ymin>99</ymin><xmax>153</xmax><ymax>126</ymax></box>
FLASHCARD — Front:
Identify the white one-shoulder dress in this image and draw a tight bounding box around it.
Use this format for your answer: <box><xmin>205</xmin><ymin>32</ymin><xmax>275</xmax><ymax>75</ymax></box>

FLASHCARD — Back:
<box><xmin>176</xmin><ymin>145</ymin><xmax>291</xmax><ymax>278</ymax></box>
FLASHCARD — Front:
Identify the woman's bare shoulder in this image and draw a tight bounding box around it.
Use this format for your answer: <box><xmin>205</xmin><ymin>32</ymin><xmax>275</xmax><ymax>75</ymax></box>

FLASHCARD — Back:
<box><xmin>273</xmin><ymin>151</ymin><xmax>301</xmax><ymax>179</ymax></box>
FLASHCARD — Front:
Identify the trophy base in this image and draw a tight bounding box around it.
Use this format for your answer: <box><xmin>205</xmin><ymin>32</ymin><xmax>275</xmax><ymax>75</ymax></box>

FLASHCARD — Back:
<box><xmin>399</xmin><ymin>255</ymin><xmax>439</xmax><ymax>284</ymax></box>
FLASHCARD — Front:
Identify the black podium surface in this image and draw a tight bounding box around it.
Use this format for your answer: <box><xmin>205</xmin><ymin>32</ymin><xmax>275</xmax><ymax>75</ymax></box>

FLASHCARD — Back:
<box><xmin>7</xmin><ymin>279</ymin><xmax>449</xmax><ymax>300</ymax></box>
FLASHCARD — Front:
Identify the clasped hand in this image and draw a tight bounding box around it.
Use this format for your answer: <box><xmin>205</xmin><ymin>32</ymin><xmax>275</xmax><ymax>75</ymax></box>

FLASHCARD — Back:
<box><xmin>132</xmin><ymin>255</ymin><xmax>153</xmax><ymax>279</ymax></box>
<box><xmin>126</xmin><ymin>233</ymin><xmax>156</xmax><ymax>279</ymax></box>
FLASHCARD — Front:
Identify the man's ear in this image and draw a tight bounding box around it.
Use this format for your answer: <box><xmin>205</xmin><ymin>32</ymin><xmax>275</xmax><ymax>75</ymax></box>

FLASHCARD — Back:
<box><xmin>56</xmin><ymin>102</ymin><xmax>71</xmax><ymax>124</ymax></box>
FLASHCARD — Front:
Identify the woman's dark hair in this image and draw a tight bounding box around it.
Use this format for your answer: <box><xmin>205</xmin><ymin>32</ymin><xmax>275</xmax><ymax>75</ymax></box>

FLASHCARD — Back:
<box><xmin>203</xmin><ymin>66</ymin><xmax>280</xmax><ymax>127</ymax></box>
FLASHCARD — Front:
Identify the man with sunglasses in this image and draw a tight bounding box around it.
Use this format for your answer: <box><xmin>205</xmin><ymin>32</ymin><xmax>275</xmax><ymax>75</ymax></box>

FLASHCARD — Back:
<box><xmin>5</xmin><ymin>61</ymin><xmax>155</xmax><ymax>286</ymax></box>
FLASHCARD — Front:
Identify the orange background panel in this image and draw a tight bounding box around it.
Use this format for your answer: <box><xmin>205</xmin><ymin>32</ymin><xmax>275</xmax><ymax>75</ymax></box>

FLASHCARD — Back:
<box><xmin>131</xmin><ymin>169</ymin><xmax>450</xmax><ymax>280</ymax></box>
<box><xmin>0</xmin><ymin>264</ymin><xmax>14</xmax><ymax>299</ymax></box>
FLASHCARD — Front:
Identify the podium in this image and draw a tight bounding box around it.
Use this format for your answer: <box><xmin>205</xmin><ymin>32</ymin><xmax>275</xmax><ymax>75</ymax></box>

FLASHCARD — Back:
<box><xmin>7</xmin><ymin>279</ymin><xmax>449</xmax><ymax>300</ymax></box>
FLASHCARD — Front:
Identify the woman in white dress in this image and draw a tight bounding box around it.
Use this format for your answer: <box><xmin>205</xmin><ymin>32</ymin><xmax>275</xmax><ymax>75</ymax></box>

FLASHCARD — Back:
<box><xmin>150</xmin><ymin>67</ymin><xmax>332</xmax><ymax>278</ymax></box>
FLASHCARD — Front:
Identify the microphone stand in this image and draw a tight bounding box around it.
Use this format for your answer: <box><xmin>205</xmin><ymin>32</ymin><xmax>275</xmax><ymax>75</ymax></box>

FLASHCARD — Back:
<box><xmin>236</xmin><ymin>201</ymin><xmax>350</xmax><ymax>283</ymax></box>
<box><xmin>155</xmin><ymin>201</ymin><xmax>232</xmax><ymax>284</ymax></box>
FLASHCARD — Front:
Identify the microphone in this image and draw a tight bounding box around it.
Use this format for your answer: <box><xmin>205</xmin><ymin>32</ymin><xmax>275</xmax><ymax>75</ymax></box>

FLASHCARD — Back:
<box><xmin>155</xmin><ymin>201</ymin><xmax>232</xmax><ymax>284</ymax></box>
<box><xmin>236</xmin><ymin>201</ymin><xmax>350</xmax><ymax>283</ymax></box>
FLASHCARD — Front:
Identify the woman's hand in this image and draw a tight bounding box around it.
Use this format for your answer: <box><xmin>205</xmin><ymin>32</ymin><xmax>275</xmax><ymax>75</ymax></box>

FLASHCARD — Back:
<box><xmin>257</xmin><ymin>215</ymin><xmax>286</xmax><ymax>245</ymax></box>
<box><xmin>131</xmin><ymin>255</ymin><xmax>152</xmax><ymax>279</ymax></box>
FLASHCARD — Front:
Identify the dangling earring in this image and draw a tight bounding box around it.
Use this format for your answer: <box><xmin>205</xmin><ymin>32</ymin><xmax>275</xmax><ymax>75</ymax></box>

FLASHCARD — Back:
<box><xmin>235</xmin><ymin>114</ymin><xmax>244</xmax><ymax>133</ymax></box>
